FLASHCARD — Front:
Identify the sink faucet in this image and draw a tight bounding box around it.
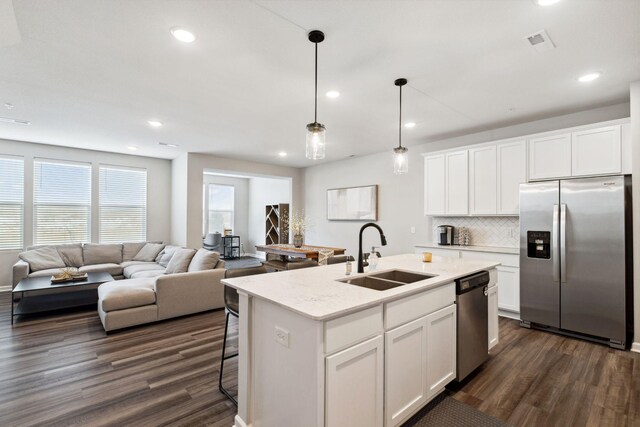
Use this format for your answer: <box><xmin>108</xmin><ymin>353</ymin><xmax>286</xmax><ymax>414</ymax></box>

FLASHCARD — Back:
<box><xmin>358</xmin><ymin>223</ymin><xmax>387</xmax><ymax>273</ymax></box>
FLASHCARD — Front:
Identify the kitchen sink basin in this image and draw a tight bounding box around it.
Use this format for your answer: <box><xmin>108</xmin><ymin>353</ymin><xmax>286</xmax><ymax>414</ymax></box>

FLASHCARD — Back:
<box><xmin>337</xmin><ymin>269</ymin><xmax>437</xmax><ymax>291</ymax></box>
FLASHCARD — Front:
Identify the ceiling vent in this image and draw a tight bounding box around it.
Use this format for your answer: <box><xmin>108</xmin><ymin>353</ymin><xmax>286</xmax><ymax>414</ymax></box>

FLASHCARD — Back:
<box><xmin>524</xmin><ymin>29</ymin><xmax>556</xmax><ymax>52</ymax></box>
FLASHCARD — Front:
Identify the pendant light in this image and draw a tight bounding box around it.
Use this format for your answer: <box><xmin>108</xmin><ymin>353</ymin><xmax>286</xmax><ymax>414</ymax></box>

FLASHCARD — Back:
<box><xmin>306</xmin><ymin>30</ymin><xmax>326</xmax><ymax>160</ymax></box>
<box><xmin>393</xmin><ymin>78</ymin><xmax>409</xmax><ymax>174</ymax></box>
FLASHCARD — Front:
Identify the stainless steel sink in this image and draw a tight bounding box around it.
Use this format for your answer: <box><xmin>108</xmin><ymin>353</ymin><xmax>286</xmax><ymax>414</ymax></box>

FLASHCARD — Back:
<box><xmin>337</xmin><ymin>269</ymin><xmax>437</xmax><ymax>291</ymax></box>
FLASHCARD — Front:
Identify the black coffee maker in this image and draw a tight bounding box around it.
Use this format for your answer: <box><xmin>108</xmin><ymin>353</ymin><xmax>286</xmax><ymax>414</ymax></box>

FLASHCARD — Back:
<box><xmin>437</xmin><ymin>225</ymin><xmax>454</xmax><ymax>245</ymax></box>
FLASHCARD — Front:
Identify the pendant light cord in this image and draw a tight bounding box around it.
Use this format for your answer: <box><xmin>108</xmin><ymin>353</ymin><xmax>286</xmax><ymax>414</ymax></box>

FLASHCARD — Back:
<box><xmin>398</xmin><ymin>84</ymin><xmax>403</xmax><ymax>149</ymax></box>
<box><xmin>314</xmin><ymin>41</ymin><xmax>318</xmax><ymax>124</ymax></box>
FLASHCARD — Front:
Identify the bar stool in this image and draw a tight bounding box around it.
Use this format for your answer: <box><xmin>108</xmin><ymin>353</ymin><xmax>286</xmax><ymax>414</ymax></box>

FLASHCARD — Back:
<box><xmin>219</xmin><ymin>266</ymin><xmax>268</xmax><ymax>405</ymax></box>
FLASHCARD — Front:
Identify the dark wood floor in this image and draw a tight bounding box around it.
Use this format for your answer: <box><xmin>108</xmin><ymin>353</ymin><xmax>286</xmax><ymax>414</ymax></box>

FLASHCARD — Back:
<box><xmin>1</xmin><ymin>292</ymin><xmax>639</xmax><ymax>427</ymax></box>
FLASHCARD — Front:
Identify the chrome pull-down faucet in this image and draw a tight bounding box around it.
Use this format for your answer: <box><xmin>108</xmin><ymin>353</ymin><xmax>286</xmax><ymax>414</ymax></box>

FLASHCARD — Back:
<box><xmin>358</xmin><ymin>223</ymin><xmax>387</xmax><ymax>273</ymax></box>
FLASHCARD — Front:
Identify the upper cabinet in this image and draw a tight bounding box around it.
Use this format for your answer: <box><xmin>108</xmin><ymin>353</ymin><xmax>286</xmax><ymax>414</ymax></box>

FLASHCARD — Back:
<box><xmin>424</xmin><ymin>154</ymin><xmax>446</xmax><ymax>216</ymax></box>
<box><xmin>469</xmin><ymin>145</ymin><xmax>497</xmax><ymax>215</ymax></box>
<box><xmin>497</xmin><ymin>140</ymin><xmax>527</xmax><ymax>215</ymax></box>
<box><xmin>572</xmin><ymin>125</ymin><xmax>621</xmax><ymax>177</ymax></box>
<box><xmin>528</xmin><ymin>133</ymin><xmax>572</xmax><ymax>180</ymax></box>
<box><xmin>445</xmin><ymin>151</ymin><xmax>468</xmax><ymax>215</ymax></box>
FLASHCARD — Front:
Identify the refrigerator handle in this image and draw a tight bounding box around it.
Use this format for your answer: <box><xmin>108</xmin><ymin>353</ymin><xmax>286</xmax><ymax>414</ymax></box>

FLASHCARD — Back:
<box><xmin>560</xmin><ymin>203</ymin><xmax>567</xmax><ymax>283</ymax></box>
<box><xmin>552</xmin><ymin>204</ymin><xmax>559</xmax><ymax>282</ymax></box>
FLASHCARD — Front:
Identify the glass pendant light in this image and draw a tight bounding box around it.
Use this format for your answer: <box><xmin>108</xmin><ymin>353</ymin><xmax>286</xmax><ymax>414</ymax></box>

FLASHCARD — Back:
<box><xmin>306</xmin><ymin>30</ymin><xmax>326</xmax><ymax>160</ymax></box>
<box><xmin>393</xmin><ymin>78</ymin><xmax>409</xmax><ymax>175</ymax></box>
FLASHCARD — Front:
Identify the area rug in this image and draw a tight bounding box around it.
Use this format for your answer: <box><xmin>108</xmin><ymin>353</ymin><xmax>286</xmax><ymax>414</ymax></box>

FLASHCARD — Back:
<box><xmin>223</xmin><ymin>256</ymin><xmax>263</xmax><ymax>269</ymax></box>
<box><xmin>402</xmin><ymin>393</ymin><xmax>510</xmax><ymax>427</ymax></box>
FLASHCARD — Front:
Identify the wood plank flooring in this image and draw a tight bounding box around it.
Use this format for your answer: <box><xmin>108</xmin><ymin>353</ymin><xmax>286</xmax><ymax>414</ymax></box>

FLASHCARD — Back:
<box><xmin>1</xmin><ymin>291</ymin><xmax>639</xmax><ymax>426</ymax></box>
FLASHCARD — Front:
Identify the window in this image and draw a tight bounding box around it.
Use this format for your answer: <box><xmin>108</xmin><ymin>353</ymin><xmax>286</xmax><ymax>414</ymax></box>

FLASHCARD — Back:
<box><xmin>0</xmin><ymin>155</ymin><xmax>24</xmax><ymax>250</ymax></box>
<box><xmin>33</xmin><ymin>159</ymin><xmax>91</xmax><ymax>245</ymax></box>
<box><xmin>99</xmin><ymin>165</ymin><xmax>147</xmax><ymax>243</ymax></box>
<box><xmin>206</xmin><ymin>184</ymin><xmax>234</xmax><ymax>234</ymax></box>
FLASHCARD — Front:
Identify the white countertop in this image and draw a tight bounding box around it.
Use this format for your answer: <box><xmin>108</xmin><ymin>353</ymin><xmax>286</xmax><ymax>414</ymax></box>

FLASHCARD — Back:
<box><xmin>222</xmin><ymin>253</ymin><xmax>500</xmax><ymax>321</ymax></box>
<box><xmin>415</xmin><ymin>243</ymin><xmax>519</xmax><ymax>255</ymax></box>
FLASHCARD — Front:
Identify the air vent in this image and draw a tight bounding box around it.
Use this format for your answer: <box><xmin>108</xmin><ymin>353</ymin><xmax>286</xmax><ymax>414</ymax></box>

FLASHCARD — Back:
<box><xmin>0</xmin><ymin>117</ymin><xmax>31</xmax><ymax>125</ymax></box>
<box><xmin>524</xmin><ymin>29</ymin><xmax>556</xmax><ymax>52</ymax></box>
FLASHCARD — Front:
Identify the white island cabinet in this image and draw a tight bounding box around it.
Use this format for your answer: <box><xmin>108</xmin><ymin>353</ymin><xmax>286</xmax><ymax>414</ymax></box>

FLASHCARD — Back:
<box><xmin>223</xmin><ymin>254</ymin><xmax>499</xmax><ymax>427</ymax></box>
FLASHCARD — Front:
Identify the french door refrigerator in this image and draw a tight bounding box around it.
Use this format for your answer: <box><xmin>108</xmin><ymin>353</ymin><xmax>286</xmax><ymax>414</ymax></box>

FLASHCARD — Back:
<box><xmin>519</xmin><ymin>175</ymin><xmax>633</xmax><ymax>349</ymax></box>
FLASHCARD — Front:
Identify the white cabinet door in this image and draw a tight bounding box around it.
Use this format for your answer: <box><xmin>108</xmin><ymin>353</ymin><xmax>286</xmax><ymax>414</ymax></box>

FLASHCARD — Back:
<box><xmin>488</xmin><ymin>285</ymin><xmax>499</xmax><ymax>350</ymax></box>
<box><xmin>424</xmin><ymin>154</ymin><xmax>446</xmax><ymax>215</ymax></box>
<box><xmin>326</xmin><ymin>335</ymin><xmax>384</xmax><ymax>427</ymax></box>
<box><xmin>497</xmin><ymin>266</ymin><xmax>519</xmax><ymax>314</ymax></box>
<box><xmin>497</xmin><ymin>140</ymin><xmax>527</xmax><ymax>214</ymax></box>
<box><xmin>445</xmin><ymin>151</ymin><xmax>468</xmax><ymax>215</ymax></box>
<box><xmin>385</xmin><ymin>317</ymin><xmax>428</xmax><ymax>427</ymax></box>
<box><xmin>469</xmin><ymin>145</ymin><xmax>497</xmax><ymax>215</ymax></box>
<box><xmin>572</xmin><ymin>125</ymin><xmax>621</xmax><ymax>177</ymax></box>
<box><xmin>529</xmin><ymin>133</ymin><xmax>572</xmax><ymax>180</ymax></box>
<box><xmin>425</xmin><ymin>304</ymin><xmax>457</xmax><ymax>398</ymax></box>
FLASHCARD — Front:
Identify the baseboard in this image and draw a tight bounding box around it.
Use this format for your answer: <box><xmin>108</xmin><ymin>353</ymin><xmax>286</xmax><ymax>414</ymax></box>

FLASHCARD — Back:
<box><xmin>234</xmin><ymin>415</ymin><xmax>249</xmax><ymax>427</ymax></box>
<box><xmin>498</xmin><ymin>309</ymin><xmax>520</xmax><ymax>320</ymax></box>
<box><xmin>631</xmin><ymin>342</ymin><xmax>640</xmax><ymax>353</ymax></box>
<box><xmin>0</xmin><ymin>286</ymin><xmax>11</xmax><ymax>293</ymax></box>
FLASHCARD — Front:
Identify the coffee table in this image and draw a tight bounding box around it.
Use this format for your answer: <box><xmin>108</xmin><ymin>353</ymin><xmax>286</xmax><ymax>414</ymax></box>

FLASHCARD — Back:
<box><xmin>11</xmin><ymin>272</ymin><xmax>114</xmax><ymax>324</ymax></box>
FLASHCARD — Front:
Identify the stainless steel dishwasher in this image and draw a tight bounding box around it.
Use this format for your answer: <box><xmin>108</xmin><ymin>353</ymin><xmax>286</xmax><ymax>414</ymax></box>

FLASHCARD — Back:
<box><xmin>455</xmin><ymin>270</ymin><xmax>490</xmax><ymax>381</ymax></box>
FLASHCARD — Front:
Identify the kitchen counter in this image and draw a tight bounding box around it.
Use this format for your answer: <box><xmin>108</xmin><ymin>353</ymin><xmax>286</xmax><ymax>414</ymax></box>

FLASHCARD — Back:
<box><xmin>415</xmin><ymin>243</ymin><xmax>519</xmax><ymax>255</ymax></box>
<box><xmin>222</xmin><ymin>253</ymin><xmax>500</xmax><ymax>321</ymax></box>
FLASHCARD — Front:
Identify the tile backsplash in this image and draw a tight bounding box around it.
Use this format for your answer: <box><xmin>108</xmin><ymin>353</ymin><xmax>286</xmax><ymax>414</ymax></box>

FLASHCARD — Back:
<box><xmin>432</xmin><ymin>217</ymin><xmax>519</xmax><ymax>248</ymax></box>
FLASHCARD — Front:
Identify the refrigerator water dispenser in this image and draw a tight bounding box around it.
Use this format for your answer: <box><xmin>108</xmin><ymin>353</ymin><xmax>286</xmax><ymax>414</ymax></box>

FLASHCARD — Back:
<box><xmin>527</xmin><ymin>231</ymin><xmax>550</xmax><ymax>259</ymax></box>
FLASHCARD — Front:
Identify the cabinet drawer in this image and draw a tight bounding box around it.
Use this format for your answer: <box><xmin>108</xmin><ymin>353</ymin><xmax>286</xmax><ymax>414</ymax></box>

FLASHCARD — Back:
<box><xmin>385</xmin><ymin>283</ymin><xmax>455</xmax><ymax>330</ymax></box>
<box><xmin>325</xmin><ymin>305</ymin><xmax>383</xmax><ymax>355</ymax></box>
<box><xmin>460</xmin><ymin>250</ymin><xmax>519</xmax><ymax>268</ymax></box>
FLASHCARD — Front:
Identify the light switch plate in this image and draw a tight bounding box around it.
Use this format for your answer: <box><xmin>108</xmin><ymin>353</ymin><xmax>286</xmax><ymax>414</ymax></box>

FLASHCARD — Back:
<box><xmin>275</xmin><ymin>326</ymin><xmax>289</xmax><ymax>348</ymax></box>
<box><xmin>410</xmin><ymin>226</ymin><xmax>416</xmax><ymax>234</ymax></box>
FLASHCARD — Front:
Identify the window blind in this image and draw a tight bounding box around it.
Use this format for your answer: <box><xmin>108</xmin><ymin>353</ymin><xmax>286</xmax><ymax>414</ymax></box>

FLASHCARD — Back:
<box><xmin>0</xmin><ymin>155</ymin><xmax>24</xmax><ymax>250</ymax></box>
<box><xmin>33</xmin><ymin>159</ymin><xmax>91</xmax><ymax>245</ymax></box>
<box><xmin>207</xmin><ymin>184</ymin><xmax>234</xmax><ymax>234</ymax></box>
<box><xmin>99</xmin><ymin>165</ymin><xmax>147</xmax><ymax>243</ymax></box>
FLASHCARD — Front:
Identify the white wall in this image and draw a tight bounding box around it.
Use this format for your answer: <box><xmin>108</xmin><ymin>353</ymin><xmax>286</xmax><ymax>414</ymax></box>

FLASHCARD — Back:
<box><xmin>203</xmin><ymin>174</ymin><xmax>250</xmax><ymax>248</ymax></box>
<box><xmin>172</xmin><ymin>153</ymin><xmax>303</xmax><ymax>250</ymax></box>
<box><xmin>0</xmin><ymin>138</ymin><xmax>172</xmax><ymax>288</ymax></box>
<box><xmin>171</xmin><ymin>153</ymin><xmax>188</xmax><ymax>247</ymax></box>
<box><xmin>247</xmin><ymin>177</ymin><xmax>291</xmax><ymax>257</ymax></box>
<box><xmin>630</xmin><ymin>81</ymin><xmax>640</xmax><ymax>349</ymax></box>
<box><xmin>303</xmin><ymin>102</ymin><xmax>631</xmax><ymax>258</ymax></box>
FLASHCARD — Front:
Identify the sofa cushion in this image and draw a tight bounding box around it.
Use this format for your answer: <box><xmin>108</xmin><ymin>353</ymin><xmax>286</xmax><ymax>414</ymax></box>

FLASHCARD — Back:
<box><xmin>130</xmin><ymin>270</ymin><xmax>166</xmax><ymax>279</ymax></box>
<box><xmin>56</xmin><ymin>243</ymin><xmax>84</xmax><ymax>268</ymax></box>
<box><xmin>188</xmin><ymin>249</ymin><xmax>220</xmax><ymax>272</ymax></box>
<box><xmin>165</xmin><ymin>249</ymin><xmax>197</xmax><ymax>274</ymax></box>
<box><xmin>120</xmin><ymin>260</ymin><xmax>151</xmax><ymax>269</ymax></box>
<box><xmin>123</xmin><ymin>263</ymin><xmax>165</xmax><ymax>279</ymax></box>
<box><xmin>122</xmin><ymin>242</ymin><xmax>147</xmax><ymax>262</ymax></box>
<box><xmin>133</xmin><ymin>243</ymin><xmax>165</xmax><ymax>262</ymax></box>
<box><xmin>78</xmin><ymin>263</ymin><xmax>123</xmax><ymax>277</ymax></box>
<box><xmin>157</xmin><ymin>245</ymin><xmax>182</xmax><ymax>267</ymax></box>
<box><xmin>83</xmin><ymin>244</ymin><xmax>123</xmax><ymax>265</ymax></box>
<box><xmin>28</xmin><ymin>267</ymin><xmax>65</xmax><ymax>278</ymax></box>
<box><xmin>19</xmin><ymin>247</ymin><xmax>66</xmax><ymax>272</ymax></box>
<box><xmin>98</xmin><ymin>279</ymin><xmax>156</xmax><ymax>312</ymax></box>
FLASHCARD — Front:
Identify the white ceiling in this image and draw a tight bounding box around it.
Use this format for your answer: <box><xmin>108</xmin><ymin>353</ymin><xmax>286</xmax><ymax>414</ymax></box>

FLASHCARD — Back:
<box><xmin>0</xmin><ymin>0</ymin><xmax>638</xmax><ymax>167</ymax></box>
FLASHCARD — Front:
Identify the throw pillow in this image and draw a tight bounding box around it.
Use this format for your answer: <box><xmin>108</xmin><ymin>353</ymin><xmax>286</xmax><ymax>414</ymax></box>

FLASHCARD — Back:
<box><xmin>187</xmin><ymin>249</ymin><xmax>220</xmax><ymax>272</ymax></box>
<box><xmin>164</xmin><ymin>248</ymin><xmax>197</xmax><ymax>274</ymax></box>
<box><xmin>133</xmin><ymin>243</ymin><xmax>166</xmax><ymax>262</ymax></box>
<box><xmin>57</xmin><ymin>243</ymin><xmax>84</xmax><ymax>267</ymax></box>
<box><xmin>19</xmin><ymin>246</ymin><xmax>65</xmax><ymax>272</ymax></box>
<box><xmin>122</xmin><ymin>242</ymin><xmax>147</xmax><ymax>262</ymax></box>
<box><xmin>83</xmin><ymin>243</ymin><xmax>123</xmax><ymax>265</ymax></box>
<box><xmin>158</xmin><ymin>245</ymin><xmax>182</xmax><ymax>268</ymax></box>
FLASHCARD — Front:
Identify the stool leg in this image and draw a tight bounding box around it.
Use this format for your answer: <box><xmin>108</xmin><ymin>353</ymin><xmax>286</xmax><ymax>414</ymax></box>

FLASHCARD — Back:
<box><xmin>219</xmin><ymin>311</ymin><xmax>238</xmax><ymax>406</ymax></box>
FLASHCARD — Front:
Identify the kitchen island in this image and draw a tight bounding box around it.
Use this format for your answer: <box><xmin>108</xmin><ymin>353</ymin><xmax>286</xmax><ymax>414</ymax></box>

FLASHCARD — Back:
<box><xmin>222</xmin><ymin>253</ymin><xmax>500</xmax><ymax>427</ymax></box>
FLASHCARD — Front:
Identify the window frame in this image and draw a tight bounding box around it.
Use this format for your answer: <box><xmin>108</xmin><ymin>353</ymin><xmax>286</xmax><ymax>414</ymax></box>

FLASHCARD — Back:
<box><xmin>205</xmin><ymin>183</ymin><xmax>235</xmax><ymax>235</ymax></box>
<box><xmin>0</xmin><ymin>154</ymin><xmax>24</xmax><ymax>251</ymax></box>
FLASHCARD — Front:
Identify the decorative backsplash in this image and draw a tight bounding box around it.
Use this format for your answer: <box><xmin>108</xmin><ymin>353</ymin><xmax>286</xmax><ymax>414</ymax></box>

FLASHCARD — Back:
<box><xmin>432</xmin><ymin>217</ymin><xmax>519</xmax><ymax>248</ymax></box>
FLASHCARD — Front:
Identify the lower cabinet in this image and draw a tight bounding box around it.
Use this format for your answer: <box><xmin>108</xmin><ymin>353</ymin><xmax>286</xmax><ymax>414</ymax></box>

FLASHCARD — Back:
<box><xmin>496</xmin><ymin>266</ymin><xmax>519</xmax><ymax>314</ymax></box>
<box><xmin>488</xmin><ymin>285</ymin><xmax>499</xmax><ymax>350</ymax></box>
<box><xmin>385</xmin><ymin>304</ymin><xmax>456</xmax><ymax>427</ymax></box>
<box><xmin>326</xmin><ymin>335</ymin><xmax>384</xmax><ymax>427</ymax></box>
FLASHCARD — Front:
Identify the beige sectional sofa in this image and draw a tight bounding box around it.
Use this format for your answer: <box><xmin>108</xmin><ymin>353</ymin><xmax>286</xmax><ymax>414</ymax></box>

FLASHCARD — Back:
<box><xmin>13</xmin><ymin>242</ymin><xmax>227</xmax><ymax>332</ymax></box>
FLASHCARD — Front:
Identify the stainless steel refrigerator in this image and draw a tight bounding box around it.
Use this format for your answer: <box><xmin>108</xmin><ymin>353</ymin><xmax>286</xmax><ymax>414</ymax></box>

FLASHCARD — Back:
<box><xmin>519</xmin><ymin>175</ymin><xmax>633</xmax><ymax>349</ymax></box>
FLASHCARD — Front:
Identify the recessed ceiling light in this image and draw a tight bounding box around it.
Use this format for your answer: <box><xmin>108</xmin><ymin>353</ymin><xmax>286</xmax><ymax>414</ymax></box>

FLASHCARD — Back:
<box><xmin>127</xmin><ymin>146</ymin><xmax>138</xmax><ymax>151</ymax></box>
<box><xmin>158</xmin><ymin>142</ymin><xmax>178</xmax><ymax>148</ymax></box>
<box><xmin>0</xmin><ymin>116</ymin><xmax>30</xmax><ymax>125</ymax></box>
<box><xmin>578</xmin><ymin>72</ymin><xmax>601</xmax><ymax>83</ymax></box>
<box><xmin>278</xmin><ymin>151</ymin><xmax>287</xmax><ymax>157</ymax></box>
<box><xmin>326</xmin><ymin>91</ymin><xmax>340</xmax><ymax>98</ymax></box>
<box><xmin>170</xmin><ymin>27</ymin><xmax>196</xmax><ymax>43</ymax></box>
<box><xmin>404</xmin><ymin>122</ymin><xmax>416</xmax><ymax>128</ymax></box>
<box><xmin>4</xmin><ymin>103</ymin><xmax>14</xmax><ymax>110</ymax></box>
<box><xmin>535</xmin><ymin>0</ymin><xmax>561</xmax><ymax>6</ymax></box>
<box><xmin>148</xmin><ymin>120</ymin><xmax>163</xmax><ymax>127</ymax></box>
